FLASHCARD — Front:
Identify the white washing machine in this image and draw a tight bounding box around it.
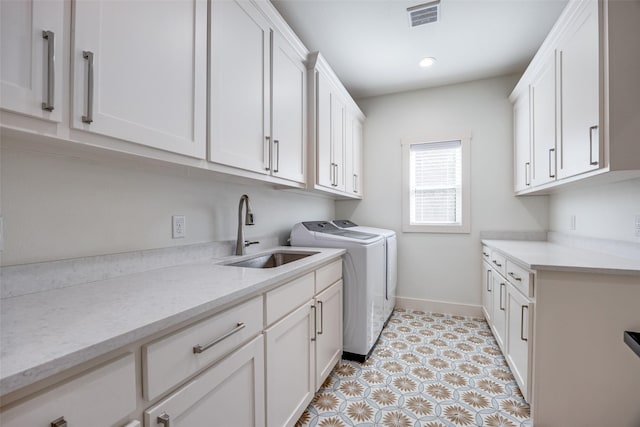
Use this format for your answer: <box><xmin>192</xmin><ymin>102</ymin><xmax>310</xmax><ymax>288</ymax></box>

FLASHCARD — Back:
<box><xmin>290</xmin><ymin>221</ymin><xmax>385</xmax><ymax>361</ymax></box>
<box><xmin>332</xmin><ymin>220</ymin><xmax>397</xmax><ymax>324</ymax></box>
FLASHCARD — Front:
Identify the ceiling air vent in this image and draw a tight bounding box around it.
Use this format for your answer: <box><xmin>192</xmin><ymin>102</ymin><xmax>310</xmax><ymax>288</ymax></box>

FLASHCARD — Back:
<box><xmin>407</xmin><ymin>0</ymin><xmax>440</xmax><ymax>27</ymax></box>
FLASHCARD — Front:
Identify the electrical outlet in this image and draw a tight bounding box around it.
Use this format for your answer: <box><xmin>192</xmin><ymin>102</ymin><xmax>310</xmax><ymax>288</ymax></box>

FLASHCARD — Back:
<box><xmin>570</xmin><ymin>215</ymin><xmax>576</xmax><ymax>231</ymax></box>
<box><xmin>635</xmin><ymin>215</ymin><xmax>640</xmax><ymax>238</ymax></box>
<box><xmin>172</xmin><ymin>215</ymin><xmax>186</xmax><ymax>239</ymax></box>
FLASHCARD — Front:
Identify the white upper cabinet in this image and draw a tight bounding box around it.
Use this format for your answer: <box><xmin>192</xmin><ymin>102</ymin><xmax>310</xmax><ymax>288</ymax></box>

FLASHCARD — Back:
<box><xmin>345</xmin><ymin>113</ymin><xmax>364</xmax><ymax>196</ymax></box>
<box><xmin>0</xmin><ymin>0</ymin><xmax>64</xmax><ymax>122</ymax></box>
<box><xmin>531</xmin><ymin>53</ymin><xmax>557</xmax><ymax>186</ymax></box>
<box><xmin>309</xmin><ymin>52</ymin><xmax>365</xmax><ymax>198</ymax></box>
<box><xmin>210</xmin><ymin>0</ymin><xmax>307</xmax><ymax>185</ymax></box>
<box><xmin>271</xmin><ymin>31</ymin><xmax>306</xmax><ymax>183</ymax></box>
<box><xmin>510</xmin><ymin>0</ymin><xmax>640</xmax><ymax>194</ymax></box>
<box><xmin>210</xmin><ymin>0</ymin><xmax>271</xmax><ymax>174</ymax></box>
<box><xmin>71</xmin><ymin>0</ymin><xmax>207</xmax><ymax>158</ymax></box>
<box><xmin>557</xmin><ymin>0</ymin><xmax>599</xmax><ymax>179</ymax></box>
<box><xmin>513</xmin><ymin>90</ymin><xmax>531</xmax><ymax>192</ymax></box>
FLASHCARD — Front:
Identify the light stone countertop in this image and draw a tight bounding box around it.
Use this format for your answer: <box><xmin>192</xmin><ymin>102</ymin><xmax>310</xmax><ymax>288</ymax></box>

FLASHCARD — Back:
<box><xmin>0</xmin><ymin>246</ymin><xmax>345</xmax><ymax>397</ymax></box>
<box><xmin>482</xmin><ymin>239</ymin><xmax>640</xmax><ymax>275</ymax></box>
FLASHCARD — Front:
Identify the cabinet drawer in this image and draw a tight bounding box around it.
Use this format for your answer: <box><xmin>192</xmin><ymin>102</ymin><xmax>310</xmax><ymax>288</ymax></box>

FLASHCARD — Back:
<box><xmin>1</xmin><ymin>353</ymin><xmax>136</xmax><ymax>427</ymax></box>
<box><xmin>143</xmin><ymin>296</ymin><xmax>263</xmax><ymax>401</ymax></box>
<box><xmin>144</xmin><ymin>335</ymin><xmax>265</xmax><ymax>427</ymax></box>
<box><xmin>315</xmin><ymin>259</ymin><xmax>342</xmax><ymax>293</ymax></box>
<box><xmin>490</xmin><ymin>251</ymin><xmax>507</xmax><ymax>277</ymax></box>
<box><xmin>266</xmin><ymin>272</ymin><xmax>314</xmax><ymax>326</ymax></box>
<box><xmin>506</xmin><ymin>260</ymin><xmax>534</xmax><ymax>298</ymax></box>
<box><xmin>481</xmin><ymin>245</ymin><xmax>492</xmax><ymax>263</ymax></box>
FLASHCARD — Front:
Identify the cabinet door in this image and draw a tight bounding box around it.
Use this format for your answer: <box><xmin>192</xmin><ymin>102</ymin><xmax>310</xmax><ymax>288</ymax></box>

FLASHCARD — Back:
<box><xmin>531</xmin><ymin>54</ymin><xmax>557</xmax><ymax>186</ymax></box>
<box><xmin>557</xmin><ymin>1</ymin><xmax>600</xmax><ymax>179</ymax></box>
<box><xmin>491</xmin><ymin>272</ymin><xmax>507</xmax><ymax>351</ymax></box>
<box><xmin>0</xmin><ymin>0</ymin><xmax>63</xmax><ymax>122</ymax></box>
<box><xmin>144</xmin><ymin>336</ymin><xmax>265</xmax><ymax>427</ymax></box>
<box><xmin>265</xmin><ymin>302</ymin><xmax>315</xmax><ymax>427</ymax></box>
<box><xmin>481</xmin><ymin>261</ymin><xmax>493</xmax><ymax>323</ymax></box>
<box><xmin>345</xmin><ymin>113</ymin><xmax>363</xmax><ymax>196</ymax></box>
<box><xmin>71</xmin><ymin>0</ymin><xmax>206</xmax><ymax>158</ymax></box>
<box><xmin>272</xmin><ymin>31</ymin><xmax>306</xmax><ymax>183</ymax></box>
<box><xmin>315</xmin><ymin>280</ymin><xmax>343</xmax><ymax>386</ymax></box>
<box><xmin>315</xmin><ymin>71</ymin><xmax>333</xmax><ymax>188</ymax></box>
<box><xmin>330</xmin><ymin>92</ymin><xmax>346</xmax><ymax>191</ymax></box>
<box><xmin>506</xmin><ymin>284</ymin><xmax>533</xmax><ymax>402</ymax></box>
<box><xmin>210</xmin><ymin>0</ymin><xmax>270</xmax><ymax>173</ymax></box>
<box><xmin>513</xmin><ymin>90</ymin><xmax>531</xmax><ymax>192</ymax></box>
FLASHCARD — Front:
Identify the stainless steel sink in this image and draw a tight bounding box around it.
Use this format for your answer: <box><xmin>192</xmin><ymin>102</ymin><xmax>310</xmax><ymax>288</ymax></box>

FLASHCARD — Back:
<box><xmin>226</xmin><ymin>251</ymin><xmax>318</xmax><ymax>268</ymax></box>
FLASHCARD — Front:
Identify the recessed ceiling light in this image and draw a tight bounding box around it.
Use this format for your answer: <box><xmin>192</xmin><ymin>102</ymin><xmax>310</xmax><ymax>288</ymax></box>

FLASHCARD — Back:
<box><xmin>419</xmin><ymin>57</ymin><xmax>436</xmax><ymax>68</ymax></box>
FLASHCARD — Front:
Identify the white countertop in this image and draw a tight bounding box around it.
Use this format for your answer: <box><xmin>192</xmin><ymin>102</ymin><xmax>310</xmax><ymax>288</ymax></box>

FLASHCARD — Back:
<box><xmin>482</xmin><ymin>239</ymin><xmax>640</xmax><ymax>275</ymax></box>
<box><xmin>0</xmin><ymin>246</ymin><xmax>345</xmax><ymax>396</ymax></box>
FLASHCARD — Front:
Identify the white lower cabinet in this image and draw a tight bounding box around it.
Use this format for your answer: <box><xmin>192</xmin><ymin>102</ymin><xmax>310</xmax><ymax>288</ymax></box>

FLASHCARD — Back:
<box><xmin>505</xmin><ymin>282</ymin><xmax>533</xmax><ymax>402</ymax></box>
<box><xmin>1</xmin><ymin>354</ymin><xmax>136</xmax><ymax>427</ymax></box>
<box><xmin>314</xmin><ymin>280</ymin><xmax>343</xmax><ymax>386</ymax></box>
<box><xmin>482</xmin><ymin>247</ymin><xmax>534</xmax><ymax>404</ymax></box>
<box><xmin>490</xmin><ymin>270</ymin><xmax>507</xmax><ymax>351</ymax></box>
<box><xmin>481</xmin><ymin>260</ymin><xmax>493</xmax><ymax>323</ymax></box>
<box><xmin>265</xmin><ymin>302</ymin><xmax>316</xmax><ymax>427</ymax></box>
<box><xmin>144</xmin><ymin>335</ymin><xmax>265</xmax><ymax>427</ymax></box>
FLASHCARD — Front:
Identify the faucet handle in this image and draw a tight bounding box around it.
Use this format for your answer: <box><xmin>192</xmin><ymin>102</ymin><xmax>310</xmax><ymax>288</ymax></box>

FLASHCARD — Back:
<box><xmin>244</xmin><ymin>240</ymin><xmax>260</xmax><ymax>247</ymax></box>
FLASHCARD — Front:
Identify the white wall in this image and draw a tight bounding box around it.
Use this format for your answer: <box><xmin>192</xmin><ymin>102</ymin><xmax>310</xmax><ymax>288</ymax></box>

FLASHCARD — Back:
<box><xmin>336</xmin><ymin>75</ymin><xmax>549</xmax><ymax>307</ymax></box>
<box><xmin>549</xmin><ymin>178</ymin><xmax>640</xmax><ymax>242</ymax></box>
<box><xmin>0</xmin><ymin>138</ymin><xmax>334</xmax><ymax>266</ymax></box>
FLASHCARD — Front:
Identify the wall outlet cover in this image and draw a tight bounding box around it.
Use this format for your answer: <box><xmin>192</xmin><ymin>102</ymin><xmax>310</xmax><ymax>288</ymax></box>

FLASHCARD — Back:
<box><xmin>172</xmin><ymin>215</ymin><xmax>186</xmax><ymax>239</ymax></box>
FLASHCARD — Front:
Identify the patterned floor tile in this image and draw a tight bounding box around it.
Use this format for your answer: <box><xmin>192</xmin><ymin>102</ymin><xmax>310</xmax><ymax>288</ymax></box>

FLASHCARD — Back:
<box><xmin>296</xmin><ymin>308</ymin><xmax>531</xmax><ymax>427</ymax></box>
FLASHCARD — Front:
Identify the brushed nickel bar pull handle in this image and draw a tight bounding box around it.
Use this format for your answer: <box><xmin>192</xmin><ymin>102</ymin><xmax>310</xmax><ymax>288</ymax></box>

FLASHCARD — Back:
<box><xmin>82</xmin><ymin>51</ymin><xmax>94</xmax><ymax>123</ymax></box>
<box><xmin>508</xmin><ymin>271</ymin><xmax>522</xmax><ymax>282</ymax></box>
<box><xmin>525</xmin><ymin>162</ymin><xmax>531</xmax><ymax>186</ymax></box>
<box><xmin>311</xmin><ymin>305</ymin><xmax>317</xmax><ymax>341</ymax></box>
<box><xmin>274</xmin><ymin>139</ymin><xmax>279</xmax><ymax>173</ymax></box>
<box><xmin>318</xmin><ymin>300</ymin><xmax>324</xmax><ymax>335</ymax></box>
<box><xmin>499</xmin><ymin>283</ymin><xmax>505</xmax><ymax>311</ymax></box>
<box><xmin>193</xmin><ymin>322</ymin><xmax>245</xmax><ymax>354</ymax></box>
<box><xmin>487</xmin><ymin>269</ymin><xmax>492</xmax><ymax>292</ymax></box>
<box><xmin>482</xmin><ymin>251</ymin><xmax>489</xmax><ymax>257</ymax></box>
<box><xmin>492</xmin><ymin>260</ymin><xmax>502</xmax><ymax>267</ymax></box>
<box><xmin>589</xmin><ymin>125</ymin><xmax>598</xmax><ymax>165</ymax></box>
<box><xmin>549</xmin><ymin>148</ymin><xmax>556</xmax><ymax>178</ymax></box>
<box><xmin>265</xmin><ymin>136</ymin><xmax>271</xmax><ymax>171</ymax></box>
<box><xmin>520</xmin><ymin>305</ymin><xmax>528</xmax><ymax>341</ymax></box>
<box><xmin>157</xmin><ymin>412</ymin><xmax>171</xmax><ymax>427</ymax></box>
<box><xmin>50</xmin><ymin>417</ymin><xmax>67</xmax><ymax>427</ymax></box>
<box><xmin>42</xmin><ymin>30</ymin><xmax>55</xmax><ymax>111</ymax></box>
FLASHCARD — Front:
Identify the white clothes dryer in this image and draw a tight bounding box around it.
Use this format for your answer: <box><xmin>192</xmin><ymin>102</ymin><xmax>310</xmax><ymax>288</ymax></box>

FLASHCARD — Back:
<box><xmin>290</xmin><ymin>221</ymin><xmax>385</xmax><ymax>361</ymax></box>
<box><xmin>332</xmin><ymin>220</ymin><xmax>397</xmax><ymax>324</ymax></box>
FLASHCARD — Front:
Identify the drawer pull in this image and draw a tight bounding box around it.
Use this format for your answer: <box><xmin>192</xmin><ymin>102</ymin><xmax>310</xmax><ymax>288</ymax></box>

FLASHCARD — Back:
<box><xmin>482</xmin><ymin>252</ymin><xmax>489</xmax><ymax>257</ymax></box>
<box><xmin>520</xmin><ymin>305</ymin><xmax>528</xmax><ymax>341</ymax></box>
<box><xmin>157</xmin><ymin>412</ymin><xmax>171</xmax><ymax>427</ymax></box>
<box><xmin>492</xmin><ymin>260</ymin><xmax>502</xmax><ymax>267</ymax></box>
<box><xmin>192</xmin><ymin>322</ymin><xmax>246</xmax><ymax>354</ymax></box>
<box><xmin>51</xmin><ymin>417</ymin><xmax>67</xmax><ymax>427</ymax></box>
<box><xmin>508</xmin><ymin>271</ymin><xmax>522</xmax><ymax>281</ymax></box>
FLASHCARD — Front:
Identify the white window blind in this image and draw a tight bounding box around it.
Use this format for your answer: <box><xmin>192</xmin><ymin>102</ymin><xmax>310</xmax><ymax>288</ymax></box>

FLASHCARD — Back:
<box><xmin>409</xmin><ymin>140</ymin><xmax>462</xmax><ymax>225</ymax></box>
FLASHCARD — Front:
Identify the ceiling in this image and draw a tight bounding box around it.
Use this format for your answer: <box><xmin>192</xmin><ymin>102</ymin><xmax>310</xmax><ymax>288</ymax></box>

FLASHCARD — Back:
<box><xmin>271</xmin><ymin>0</ymin><xmax>568</xmax><ymax>99</ymax></box>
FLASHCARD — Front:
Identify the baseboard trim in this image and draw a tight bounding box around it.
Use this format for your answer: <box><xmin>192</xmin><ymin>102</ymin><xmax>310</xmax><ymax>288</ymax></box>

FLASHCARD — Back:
<box><xmin>395</xmin><ymin>296</ymin><xmax>483</xmax><ymax>318</ymax></box>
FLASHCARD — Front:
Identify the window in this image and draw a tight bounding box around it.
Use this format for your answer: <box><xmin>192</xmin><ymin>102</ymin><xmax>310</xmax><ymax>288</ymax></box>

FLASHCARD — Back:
<box><xmin>402</xmin><ymin>135</ymin><xmax>470</xmax><ymax>233</ymax></box>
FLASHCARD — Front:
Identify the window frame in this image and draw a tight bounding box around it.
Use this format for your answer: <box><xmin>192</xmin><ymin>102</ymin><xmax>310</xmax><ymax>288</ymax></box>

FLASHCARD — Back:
<box><xmin>401</xmin><ymin>134</ymin><xmax>471</xmax><ymax>233</ymax></box>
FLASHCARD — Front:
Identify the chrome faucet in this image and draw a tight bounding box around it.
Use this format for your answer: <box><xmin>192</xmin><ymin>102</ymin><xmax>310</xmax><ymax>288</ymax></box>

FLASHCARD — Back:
<box><xmin>236</xmin><ymin>194</ymin><xmax>258</xmax><ymax>255</ymax></box>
